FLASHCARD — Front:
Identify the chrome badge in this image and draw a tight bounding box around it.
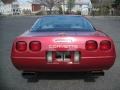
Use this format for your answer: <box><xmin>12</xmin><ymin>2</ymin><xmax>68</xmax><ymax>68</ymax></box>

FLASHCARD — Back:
<box><xmin>54</xmin><ymin>37</ymin><xmax>76</xmax><ymax>43</ymax></box>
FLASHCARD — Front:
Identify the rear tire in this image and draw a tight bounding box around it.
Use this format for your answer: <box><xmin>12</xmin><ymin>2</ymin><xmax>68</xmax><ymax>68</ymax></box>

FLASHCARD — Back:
<box><xmin>91</xmin><ymin>71</ymin><xmax>104</xmax><ymax>76</ymax></box>
<box><xmin>22</xmin><ymin>72</ymin><xmax>39</xmax><ymax>82</ymax></box>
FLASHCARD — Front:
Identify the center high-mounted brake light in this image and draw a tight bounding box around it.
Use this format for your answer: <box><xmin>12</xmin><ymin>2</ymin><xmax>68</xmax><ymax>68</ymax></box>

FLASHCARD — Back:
<box><xmin>29</xmin><ymin>41</ymin><xmax>41</xmax><ymax>51</ymax></box>
<box><xmin>85</xmin><ymin>40</ymin><xmax>98</xmax><ymax>51</ymax></box>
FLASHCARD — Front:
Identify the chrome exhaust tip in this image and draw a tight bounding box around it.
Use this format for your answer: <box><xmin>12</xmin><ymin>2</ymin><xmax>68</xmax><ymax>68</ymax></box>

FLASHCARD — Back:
<box><xmin>74</xmin><ymin>51</ymin><xmax>80</xmax><ymax>63</ymax></box>
<box><xmin>47</xmin><ymin>51</ymin><xmax>52</xmax><ymax>63</ymax></box>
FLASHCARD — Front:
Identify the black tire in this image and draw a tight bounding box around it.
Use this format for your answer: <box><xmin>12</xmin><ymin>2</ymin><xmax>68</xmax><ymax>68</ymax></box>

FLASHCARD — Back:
<box><xmin>22</xmin><ymin>72</ymin><xmax>39</xmax><ymax>82</ymax></box>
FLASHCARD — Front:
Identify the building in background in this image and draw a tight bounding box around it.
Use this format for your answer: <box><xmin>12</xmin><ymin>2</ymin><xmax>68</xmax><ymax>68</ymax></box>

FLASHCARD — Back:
<box><xmin>0</xmin><ymin>0</ymin><xmax>41</xmax><ymax>15</ymax></box>
<box><xmin>19</xmin><ymin>3</ymin><xmax>42</xmax><ymax>15</ymax></box>
<box><xmin>1</xmin><ymin>0</ymin><xmax>15</xmax><ymax>4</ymax></box>
<box><xmin>0</xmin><ymin>1</ymin><xmax>4</xmax><ymax>14</ymax></box>
<box><xmin>68</xmin><ymin>0</ymin><xmax>92</xmax><ymax>15</ymax></box>
<box><xmin>0</xmin><ymin>0</ymin><xmax>20</xmax><ymax>15</ymax></box>
<box><xmin>32</xmin><ymin>4</ymin><xmax>41</xmax><ymax>12</ymax></box>
<box><xmin>33</xmin><ymin>0</ymin><xmax>92</xmax><ymax>15</ymax></box>
<box><xmin>19</xmin><ymin>2</ymin><xmax>32</xmax><ymax>15</ymax></box>
<box><xmin>0</xmin><ymin>0</ymin><xmax>92</xmax><ymax>15</ymax></box>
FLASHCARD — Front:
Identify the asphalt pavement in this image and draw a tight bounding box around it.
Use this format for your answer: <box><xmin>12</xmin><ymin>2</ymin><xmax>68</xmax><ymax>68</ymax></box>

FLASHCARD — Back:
<box><xmin>0</xmin><ymin>16</ymin><xmax>120</xmax><ymax>90</ymax></box>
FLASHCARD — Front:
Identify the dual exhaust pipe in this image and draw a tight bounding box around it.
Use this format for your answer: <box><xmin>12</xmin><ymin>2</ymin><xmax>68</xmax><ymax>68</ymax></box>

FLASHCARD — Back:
<box><xmin>47</xmin><ymin>51</ymin><xmax>80</xmax><ymax>63</ymax></box>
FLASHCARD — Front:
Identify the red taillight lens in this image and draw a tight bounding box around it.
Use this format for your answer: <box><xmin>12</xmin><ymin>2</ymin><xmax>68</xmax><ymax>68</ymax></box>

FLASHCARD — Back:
<box><xmin>16</xmin><ymin>41</ymin><xmax>27</xmax><ymax>51</ymax></box>
<box><xmin>29</xmin><ymin>41</ymin><xmax>41</xmax><ymax>51</ymax></box>
<box><xmin>86</xmin><ymin>40</ymin><xmax>98</xmax><ymax>51</ymax></box>
<box><xmin>100</xmin><ymin>40</ymin><xmax>111</xmax><ymax>50</ymax></box>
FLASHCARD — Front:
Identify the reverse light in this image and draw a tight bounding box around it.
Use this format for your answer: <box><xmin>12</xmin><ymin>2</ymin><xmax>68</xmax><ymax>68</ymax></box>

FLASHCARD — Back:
<box><xmin>74</xmin><ymin>51</ymin><xmax>80</xmax><ymax>63</ymax></box>
<box><xmin>16</xmin><ymin>41</ymin><xmax>27</xmax><ymax>51</ymax></box>
<box><xmin>100</xmin><ymin>40</ymin><xmax>111</xmax><ymax>50</ymax></box>
<box><xmin>29</xmin><ymin>41</ymin><xmax>41</xmax><ymax>51</ymax></box>
<box><xmin>86</xmin><ymin>40</ymin><xmax>98</xmax><ymax>51</ymax></box>
<box><xmin>47</xmin><ymin>51</ymin><xmax>52</xmax><ymax>63</ymax></box>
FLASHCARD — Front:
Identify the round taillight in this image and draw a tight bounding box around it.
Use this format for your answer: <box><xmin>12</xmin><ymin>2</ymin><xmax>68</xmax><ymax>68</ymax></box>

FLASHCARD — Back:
<box><xmin>29</xmin><ymin>41</ymin><xmax>41</xmax><ymax>51</ymax></box>
<box><xmin>86</xmin><ymin>40</ymin><xmax>98</xmax><ymax>51</ymax></box>
<box><xmin>16</xmin><ymin>41</ymin><xmax>27</xmax><ymax>51</ymax></box>
<box><xmin>100</xmin><ymin>40</ymin><xmax>111</xmax><ymax>50</ymax></box>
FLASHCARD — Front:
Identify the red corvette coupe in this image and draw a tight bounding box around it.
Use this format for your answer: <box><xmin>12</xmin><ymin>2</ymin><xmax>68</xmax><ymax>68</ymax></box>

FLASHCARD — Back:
<box><xmin>11</xmin><ymin>15</ymin><xmax>116</xmax><ymax>73</ymax></box>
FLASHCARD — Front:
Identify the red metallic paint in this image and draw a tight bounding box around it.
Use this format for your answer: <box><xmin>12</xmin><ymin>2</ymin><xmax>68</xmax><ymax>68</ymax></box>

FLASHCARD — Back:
<box><xmin>11</xmin><ymin>30</ymin><xmax>116</xmax><ymax>72</ymax></box>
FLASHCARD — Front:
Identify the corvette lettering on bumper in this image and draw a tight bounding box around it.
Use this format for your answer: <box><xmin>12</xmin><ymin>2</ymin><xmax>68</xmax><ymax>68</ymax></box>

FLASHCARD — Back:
<box><xmin>48</xmin><ymin>45</ymin><xmax>79</xmax><ymax>49</ymax></box>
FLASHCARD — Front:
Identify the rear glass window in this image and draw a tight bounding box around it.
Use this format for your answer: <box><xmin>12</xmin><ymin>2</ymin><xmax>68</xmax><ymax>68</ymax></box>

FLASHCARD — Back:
<box><xmin>31</xmin><ymin>16</ymin><xmax>95</xmax><ymax>32</ymax></box>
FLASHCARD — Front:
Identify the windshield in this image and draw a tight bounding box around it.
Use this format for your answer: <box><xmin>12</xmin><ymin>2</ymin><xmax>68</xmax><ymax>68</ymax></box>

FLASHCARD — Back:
<box><xmin>31</xmin><ymin>16</ymin><xmax>95</xmax><ymax>32</ymax></box>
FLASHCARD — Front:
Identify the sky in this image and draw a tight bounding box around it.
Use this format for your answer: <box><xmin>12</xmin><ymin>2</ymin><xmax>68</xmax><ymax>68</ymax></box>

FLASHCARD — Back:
<box><xmin>18</xmin><ymin>0</ymin><xmax>91</xmax><ymax>4</ymax></box>
<box><xmin>18</xmin><ymin>0</ymin><xmax>32</xmax><ymax>4</ymax></box>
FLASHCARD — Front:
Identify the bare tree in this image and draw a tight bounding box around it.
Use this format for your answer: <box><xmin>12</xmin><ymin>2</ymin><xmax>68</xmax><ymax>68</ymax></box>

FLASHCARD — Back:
<box><xmin>67</xmin><ymin>0</ymin><xmax>75</xmax><ymax>13</ymax></box>
<box><xmin>0</xmin><ymin>0</ymin><xmax>2</xmax><ymax>7</ymax></box>
<box><xmin>33</xmin><ymin>0</ymin><xmax>63</xmax><ymax>14</ymax></box>
<box><xmin>1</xmin><ymin>0</ymin><xmax>15</xmax><ymax>4</ymax></box>
<box><xmin>91</xmin><ymin>0</ymin><xmax>98</xmax><ymax>3</ymax></box>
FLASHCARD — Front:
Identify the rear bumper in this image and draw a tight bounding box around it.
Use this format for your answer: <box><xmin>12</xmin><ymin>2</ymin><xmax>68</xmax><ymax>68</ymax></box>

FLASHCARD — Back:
<box><xmin>11</xmin><ymin>56</ymin><xmax>115</xmax><ymax>72</ymax></box>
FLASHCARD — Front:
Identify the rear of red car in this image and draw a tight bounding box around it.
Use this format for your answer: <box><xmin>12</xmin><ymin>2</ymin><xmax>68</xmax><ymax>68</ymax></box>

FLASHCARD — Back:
<box><xmin>11</xmin><ymin>16</ymin><xmax>116</xmax><ymax>72</ymax></box>
<box><xmin>11</xmin><ymin>32</ymin><xmax>116</xmax><ymax>72</ymax></box>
